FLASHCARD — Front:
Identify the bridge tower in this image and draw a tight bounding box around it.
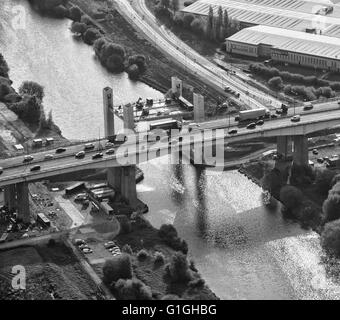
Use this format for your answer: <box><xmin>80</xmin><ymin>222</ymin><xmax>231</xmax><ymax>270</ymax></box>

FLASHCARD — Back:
<box><xmin>107</xmin><ymin>101</ymin><xmax>138</xmax><ymax>208</ymax></box>
<box><xmin>292</xmin><ymin>135</ymin><xmax>308</xmax><ymax>166</ymax></box>
<box><xmin>193</xmin><ymin>93</ymin><xmax>205</xmax><ymax>123</ymax></box>
<box><xmin>103</xmin><ymin>87</ymin><xmax>115</xmax><ymax>139</ymax></box>
<box><xmin>4</xmin><ymin>183</ymin><xmax>30</xmax><ymax>223</ymax></box>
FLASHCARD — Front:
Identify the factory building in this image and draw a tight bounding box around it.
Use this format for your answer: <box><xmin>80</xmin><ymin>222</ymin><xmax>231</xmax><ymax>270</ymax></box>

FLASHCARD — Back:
<box><xmin>182</xmin><ymin>0</ymin><xmax>340</xmax><ymax>38</ymax></box>
<box><xmin>225</xmin><ymin>25</ymin><xmax>340</xmax><ymax>71</ymax></box>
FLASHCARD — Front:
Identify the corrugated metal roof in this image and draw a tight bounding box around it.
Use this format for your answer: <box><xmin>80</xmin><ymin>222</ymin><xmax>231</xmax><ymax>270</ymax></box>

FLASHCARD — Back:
<box><xmin>182</xmin><ymin>0</ymin><xmax>340</xmax><ymax>37</ymax></box>
<box><xmin>227</xmin><ymin>25</ymin><xmax>340</xmax><ymax>60</ymax></box>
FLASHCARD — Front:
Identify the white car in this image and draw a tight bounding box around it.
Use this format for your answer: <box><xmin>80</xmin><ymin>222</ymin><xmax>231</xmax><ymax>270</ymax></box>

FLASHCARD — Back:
<box><xmin>44</xmin><ymin>154</ymin><xmax>54</xmax><ymax>160</ymax></box>
<box><xmin>82</xmin><ymin>248</ymin><xmax>93</xmax><ymax>254</ymax></box>
<box><xmin>290</xmin><ymin>115</ymin><xmax>301</xmax><ymax>122</ymax></box>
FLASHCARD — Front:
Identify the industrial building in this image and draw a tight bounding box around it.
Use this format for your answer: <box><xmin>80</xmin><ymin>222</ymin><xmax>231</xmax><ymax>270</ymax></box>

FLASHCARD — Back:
<box><xmin>182</xmin><ymin>0</ymin><xmax>340</xmax><ymax>38</ymax></box>
<box><xmin>225</xmin><ymin>25</ymin><xmax>340</xmax><ymax>71</ymax></box>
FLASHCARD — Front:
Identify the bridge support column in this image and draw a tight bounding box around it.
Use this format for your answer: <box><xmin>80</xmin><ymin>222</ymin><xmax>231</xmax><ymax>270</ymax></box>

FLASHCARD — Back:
<box><xmin>107</xmin><ymin>166</ymin><xmax>138</xmax><ymax>209</ymax></box>
<box><xmin>16</xmin><ymin>182</ymin><xmax>30</xmax><ymax>223</ymax></box>
<box><xmin>4</xmin><ymin>184</ymin><xmax>16</xmax><ymax>211</ymax></box>
<box><xmin>193</xmin><ymin>93</ymin><xmax>205</xmax><ymax>123</ymax></box>
<box><xmin>277</xmin><ymin>136</ymin><xmax>292</xmax><ymax>160</ymax></box>
<box><xmin>292</xmin><ymin>135</ymin><xmax>308</xmax><ymax>166</ymax></box>
<box><xmin>171</xmin><ymin>76</ymin><xmax>183</xmax><ymax>97</ymax></box>
<box><xmin>103</xmin><ymin>87</ymin><xmax>115</xmax><ymax>139</ymax></box>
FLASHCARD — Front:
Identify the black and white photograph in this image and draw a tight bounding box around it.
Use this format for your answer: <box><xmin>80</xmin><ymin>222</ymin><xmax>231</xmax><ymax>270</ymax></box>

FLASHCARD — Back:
<box><xmin>1</xmin><ymin>0</ymin><xmax>340</xmax><ymax>306</ymax></box>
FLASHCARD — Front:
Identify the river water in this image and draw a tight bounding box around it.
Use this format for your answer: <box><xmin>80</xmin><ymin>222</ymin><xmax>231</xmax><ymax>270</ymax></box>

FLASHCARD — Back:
<box><xmin>1</xmin><ymin>0</ymin><xmax>340</xmax><ymax>300</ymax></box>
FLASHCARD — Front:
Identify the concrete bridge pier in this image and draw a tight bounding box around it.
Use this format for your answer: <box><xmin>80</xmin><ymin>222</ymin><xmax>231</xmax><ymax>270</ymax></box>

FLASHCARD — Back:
<box><xmin>276</xmin><ymin>136</ymin><xmax>292</xmax><ymax>160</ymax></box>
<box><xmin>107</xmin><ymin>166</ymin><xmax>138</xmax><ymax>209</ymax></box>
<box><xmin>4</xmin><ymin>184</ymin><xmax>17</xmax><ymax>210</ymax></box>
<box><xmin>292</xmin><ymin>135</ymin><xmax>309</xmax><ymax>166</ymax></box>
<box><xmin>16</xmin><ymin>182</ymin><xmax>30</xmax><ymax>223</ymax></box>
<box><xmin>103</xmin><ymin>87</ymin><xmax>115</xmax><ymax>139</ymax></box>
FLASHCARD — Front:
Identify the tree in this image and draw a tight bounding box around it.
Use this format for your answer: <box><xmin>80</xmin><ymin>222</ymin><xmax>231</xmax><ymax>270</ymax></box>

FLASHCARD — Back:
<box><xmin>0</xmin><ymin>84</ymin><xmax>11</xmax><ymax>101</ymax></box>
<box><xmin>69</xmin><ymin>5</ymin><xmax>82</xmax><ymax>22</ymax></box>
<box><xmin>160</xmin><ymin>0</ymin><xmax>170</xmax><ymax>9</ymax></box>
<box><xmin>190</xmin><ymin>18</ymin><xmax>205</xmax><ymax>34</ymax></box>
<box><xmin>19</xmin><ymin>81</ymin><xmax>44</xmax><ymax>101</ymax></box>
<box><xmin>0</xmin><ymin>53</ymin><xmax>9</xmax><ymax>78</ymax></box>
<box><xmin>323</xmin><ymin>182</ymin><xmax>340</xmax><ymax>222</ymax></box>
<box><xmin>102</xmin><ymin>254</ymin><xmax>132</xmax><ymax>285</ymax></box>
<box><xmin>215</xmin><ymin>6</ymin><xmax>223</xmax><ymax>41</ymax></box>
<box><xmin>127</xmin><ymin>64</ymin><xmax>140</xmax><ymax>80</ymax></box>
<box><xmin>268</xmin><ymin>76</ymin><xmax>283</xmax><ymax>90</ymax></box>
<box><xmin>114</xmin><ymin>278</ymin><xmax>152</xmax><ymax>300</ymax></box>
<box><xmin>315</xmin><ymin>168</ymin><xmax>336</xmax><ymax>196</ymax></box>
<box><xmin>223</xmin><ymin>9</ymin><xmax>229</xmax><ymax>38</ymax></box>
<box><xmin>105</xmin><ymin>54</ymin><xmax>125</xmax><ymax>73</ymax></box>
<box><xmin>83</xmin><ymin>27</ymin><xmax>101</xmax><ymax>45</ymax></box>
<box><xmin>166</xmin><ymin>252</ymin><xmax>192</xmax><ymax>283</ymax></box>
<box><xmin>321</xmin><ymin>219</ymin><xmax>340</xmax><ymax>257</ymax></box>
<box><xmin>172</xmin><ymin>0</ymin><xmax>180</xmax><ymax>14</ymax></box>
<box><xmin>280</xmin><ymin>185</ymin><xmax>303</xmax><ymax>213</ymax></box>
<box><xmin>128</xmin><ymin>55</ymin><xmax>147</xmax><ymax>72</ymax></box>
<box><xmin>206</xmin><ymin>6</ymin><xmax>214</xmax><ymax>40</ymax></box>
<box><xmin>183</xmin><ymin>13</ymin><xmax>195</xmax><ymax>29</ymax></box>
<box><xmin>262</xmin><ymin>168</ymin><xmax>284</xmax><ymax>198</ymax></box>
<box><xmin>93</xmin><ymin>37</ymin><xmax>107</xmax><ymax>57</ymax></box>
<box><xmin>71</xmin><ymin>22</ymin><xmax>87</xmax><ymax>35</ymax></box>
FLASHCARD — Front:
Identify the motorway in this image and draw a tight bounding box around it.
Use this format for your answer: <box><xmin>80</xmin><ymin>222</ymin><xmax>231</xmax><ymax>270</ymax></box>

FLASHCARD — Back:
<box><xmin>113</xmin><ymin>0</ymin><xmax>282</xmax><ymax>110</ymax></box>
<box><xmin>1</xmin><ymin>100</ymin><xmax>340</xmax><ymax>186</ymax></box>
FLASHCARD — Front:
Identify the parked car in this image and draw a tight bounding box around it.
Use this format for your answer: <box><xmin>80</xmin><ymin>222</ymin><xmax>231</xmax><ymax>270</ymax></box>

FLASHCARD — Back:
<box><xmin>246</xmin><ymin>123</ymin><xmax>256</xmax><ymax>130</ymax></box>
<box><xmin>75</xmin><ymin>151</ymin><xmax>85</xmax><ymax>159</ymax></box>
<box><xmin>56</xmin><ymin>147</ymin><xmax>66</xmax><ymax>154</ymax></box>
<box><xmin>270</xmin><ymin>114</ymin><xmax>278</xmax><ymax>119</ymax></box>
<box><xmin>44</xmin><ymin>154</ymin><xmax>54</xmax><ymax>160</ymax></box>
<box><xmin>92</xmin><ymin>153</ymin><xmax>103</xmax><ymax>160</ymax></box>
<box><xmin>23</xmin><ymin>155</ymin><xmax>34</xmax><ymax>163</ymax></box>
<box><xmin>104</xmin><ymin>241</ymin><xmax>116</xmax><ymax>249</ymax></box>
<box><xmin>256</xmin><ymin>120</ymin><xmax>264</xmax><ymax>126</ymax></box>
<box><xmin>312</xmin><ymin>149</ymin><xmax>318</xmax><ymax>155</ymax></box>
<box><xmin>84</xmin><ymin>143</ymin><xmax>95</xmax><ymax>151</ymax></box>
<box><xmin>75</xmin><ymin>193</ymin><xmax>88</xmax><ymax>202</ymax></box>
<box><xmin>290</xmin><ymin>115</ymin><xmax>301</xmax><ymax>122</ymax></box>
<box><xmin>105</xmin><ymin>142</ymin><xmax>115</xmax><ymax>148</ymax></box>
<box><xmin>106</xmin><ymin>148</ymin><xmax>115</xmax><ymax>155</ymax></box>
<box><xmin>317</xmin><ymin>158</ymin><xmax>324</xmax><ymax>164</ymax></box>
<box><xmin>82</xmin><ymin>248</ymin><xmax>93</xmax><ymax>254</ymax></box>
<box><xmin>228</xmin><ymin>129</ymin><xmax>238</xmax><ymax>135</ymax></box>
<box><xmin>30</xmin><ymin>165</ymin><xmax>41</xmax><ymax>172</ymax></box>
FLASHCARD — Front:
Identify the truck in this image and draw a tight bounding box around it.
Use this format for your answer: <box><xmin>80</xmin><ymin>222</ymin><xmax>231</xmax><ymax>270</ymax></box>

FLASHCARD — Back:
<box><xmin>237</xmin><ymin>108</ymin><xmax>269</xmax><ymax>122</ymax></box>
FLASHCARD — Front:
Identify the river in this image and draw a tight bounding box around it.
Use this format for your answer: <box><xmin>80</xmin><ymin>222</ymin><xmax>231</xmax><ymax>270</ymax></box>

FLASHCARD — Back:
<box><xmin>1</xmin><ymin>0</ymin><xmax>340</xmax><ymax>300</ymax></box>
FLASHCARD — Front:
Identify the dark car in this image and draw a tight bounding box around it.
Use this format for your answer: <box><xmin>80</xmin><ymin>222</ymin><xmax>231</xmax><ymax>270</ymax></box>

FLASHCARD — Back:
<box><xmin>256</xmin><ymin>120</ymin><xmax>264</xmax><ymax>126</ymax></box>
<box><xmin>228</xmin><ymin>129</ymin><xmax>238</xmax><ymax>135</ymax></box>
<box><xmin>92</xmin><ymin>153</ymin><xmax>103</xmax><ymax>160</ymax></box>
<box><xmin>30</xmin><ymin>165</ymin><xmax>41</xmax><ymax>172</ymax></box>
<box><xmin>312</xmin><ymin>149</ymin><xmax>318</xmax><ymax>155</ymax></box>
<box><xmin>270</xmin><ymin>114</ymin><xmax>278</xmax><ymax>119</ymax></box>
<box><xmin>317</xmin><ymin>158</ymin><xmax>324</xmax><ymax>164</ymax></box>
<box><xmin>75</xmin><ymin>151</ymin><xmax>85</xmax><ymax>159</ymax></box>
<box><xmin>0</xmin><ymin>167</ymin><xmax>3</xmax><ymax>175</ymax></box>
<box><xmin>246</xmin><ymin>123</ymin><xmax>256</xmax><ymax>130</ymax></box>
<box><xmin>23</xmin><ymin>155</ymin><xmax>34</xmax><ymax>163</ymax></box>
<box><xmin>56</xmin><ymin>147</ymin><xmax>66</xmax><ymax>154</ymax></box>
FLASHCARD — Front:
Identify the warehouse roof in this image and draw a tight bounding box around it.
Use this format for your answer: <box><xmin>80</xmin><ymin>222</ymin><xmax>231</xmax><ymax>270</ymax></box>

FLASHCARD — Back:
<box><xmin>182</xmin><ymin>0</ymin><xmax>340</xmax><ymax>37</ymax></box>
<box><xmin>226</xmin><ymin>25</ymin><xmax>340</xmax><ymax>60</ymax></box>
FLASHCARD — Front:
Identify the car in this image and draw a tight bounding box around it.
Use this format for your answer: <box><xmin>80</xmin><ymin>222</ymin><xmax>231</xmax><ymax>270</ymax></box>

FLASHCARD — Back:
<box><xmin>246</xmin><ymin>123</ymin><xmax>256</xmax><ymax>130</ymax></box>
<box><xmin>312</xmin><ymin>149</ymin><xmax>318</xmax><ymax>155</ymax></box>
<box><xmin>228</xmin><ymin>129</ymin><xmax>238</xmax><ymax>135</ymax></box>
<box><xmin>56</xmin><ymin>147</ymin><xmax>66</xmax><ymax>154</ymax></box>
<box><xmin>82</xmin><ymin>248</ymin><xmax>93</xmax><ymax>254</ymax></box>
<box><xmin>23</xmin><ymin>155</ymin><xmax>34</xmax><ymax>163</ymax></box>
<box><xmin>84</xmin><ymin>143</ymin><xmax>95</xmax><ymax>151</ymax></box>
<box><xmin>44</xmin><ymin>154</ymin><xmax>54</xmax><ymax>160</ymax></box>
<box><xmin>323</xmin><ymin>156</ymin><xmax>330</xmax><ymax>162</ymax></box>
<box><xmin>106</xmin><ymin>148</ymin><xmax>115</xmax><ymax>155</ymax></box>
<box><xmin>78</xmin><ymin>243</ymin><xmax>90</xmax><ymax>250</ymax></box>
<box><xmin>30</xmin><ymin>165</ymin><xmax>41</xmax><ymax>172</ymax></box>
<box><xmin>105</xmin><ymin>142</ymin><xmax>115</xmax><ymax>148</ymax></box>
<box><xmin>291</xmin><ymin>115</ymin><xmax>301</xmax><ymax>122</ymax></box>
<box><xmin>75</xmin><ymin>151</ymin><xmax>85</xmax><ymax>159</ymax></box>
<box><xmin>104</xmin><ymin>241</ymin><xmax>116</xmax><ymax>249</ymax></box>
<box><xmin>256</xmin><ymin>120</ymin><xmax>264</xmax><ymax>126</ymax></box>
<box><xmin>275</xmin><ymin>109</ymin><xmax>282</xmax><ymax>115</ymax></box>
<box><xmin>108</xmin><ymin>246</ymin><xmax>120</xmax><ymax>252</ymax></box>
<box><xmin>0</xmin><ymin>167</ymin><xmax>3</xmax><ymax>175</ymax></box>
<box><xmin>92</xmin><ymin>152</ymin><xmax>103</xmax><ymax>160</ymax></box>
<box><xmin>270</xmin><ymin>114</ymin><xmax>278</xmax><ymax>119</ymax></box>
<box><xmin>224</xmin><ymin>87</ymin><xmax>231</xmax><ymax>92</ymax></box>
<box><xmin>75</xmin><ymin>193</ymin><xmax>88</xmax><ymax>202</ymax></box>
<box><xmin>112</xmin><ymin>251</ymin><xmax>121</xmax><ymax>256</ymax></box>
<box><xmin>303</xmin><ymin>103</ymin><xmax>313</xmax><ymax>111</ymax></box>
<box><xmin>317</xmin><ymin>158</ymin><xmax>324</xmax><ymax>164</ymax></box>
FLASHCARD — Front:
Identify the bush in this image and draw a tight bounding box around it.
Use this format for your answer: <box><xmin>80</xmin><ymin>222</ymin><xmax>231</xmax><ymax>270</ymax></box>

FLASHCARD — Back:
<box><xmin>128</xmin><ymin>55</ymin><xmax>147</xmax><ymax>72</ymax></box>
<box><xmin>166</xmin><ymin>252</ymin><xmax>192</xmax><ymax>283</ymax></box>
<box><xmin>122</xmin><ymin>244</ymin><xmax>133</xmax><ymax>254</ymax></box>
<box><xmin>10</xmin><ymin>95</ymin><xmax>42</xmax><ymax>124</ymax></box>
<box><xmin>0</xmin><ymin>53</ymin><xmax>9</xmax><ymax>78</ymax></box>
<box><xmin>159</xmin><ymin>224</ymin><xmax>178</xmax><ymax>239</ymax></box>
<box><xmin>315</xmin><ymin>168</ymin><xmax>336</xmax><ymax>196</ymax></box>
<box><xmin>154</xmin><ymin>251</ymin><xmax>165</xmax><ymax>265</ymax></box>
<box><xmin>262</xmin><ymin>168</ymin><xmax>284</xmax><ymax>198</ymax></box>
<box><xmin>158</xmin><ymin>224</ymin><xmax>188</xmax><ymax>253</ymax></box>
<box><xmin>290</xmin><ymin>163</ymin><xmax>314</xmax><ymax>186</ymax></box>
<box><xmin>188</xmin><ymin>277</ymin><xmax>205</xmax><ymax>289</ymax></box>
<box><xmin>102</xmin><ymin>254</ymin><xmax>132</xmax><ymax>285</ymax></box>
<box><xmin>83</xmin><ymin>27</ymin><xmax>101</xmax><ymax>45</ymax></box>
<box><xmin>190</xmin><ymin>18</ymin><xmax>204</xmax><ymax>34</ymax></box>
<box><xmin>321</xmin><ymin>219</ymin><xmax>340</xmax><ymax>257</ymax></box>
<box><xmin>279</xmin><ymin>185</ymin><xmax>303</xmax><ymax>214</ymax></box>
<box><xmin>0</xmin><ymin>84</ymin><xmax>11</xmax><ymax>101</ymax></box>
<box><xmin>323</xmin><ymin>182</ymin><xmax>340</xmax><ymax>222</ymax></box>
<box><xmin>52</xmin><ymin>5</ymin><xmax>68</xmax><ymax>18</ymax></box>
<box><xmin>137</xmin><ymin>249</ymin><xmax>149</xmax><ymax>261</ymax></box>
<box><xmin>183</xmin><ymin>13</ymin><xmax>195</xmax><ymax>29</ymax></box>
<box><xmin>299</xmin><ymin>200</ymin><xmax>321</xmax><ymax>228</ymax></box>
<box><xmin>173</xmin><ymin>12</ymin><xmax>184</xmax><ymax>26</ymax></box>
<box><xmin>114</xmin><ymin>278</ymin><xmax>152</xmax><ymax>300</ymax></box>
